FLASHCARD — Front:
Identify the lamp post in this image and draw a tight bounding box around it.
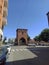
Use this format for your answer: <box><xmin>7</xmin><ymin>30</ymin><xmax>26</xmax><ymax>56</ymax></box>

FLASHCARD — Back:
<box><xmin>46</xmin><ymin>12</ymin><xmax>49</xmax><ymax>26</ymax></box>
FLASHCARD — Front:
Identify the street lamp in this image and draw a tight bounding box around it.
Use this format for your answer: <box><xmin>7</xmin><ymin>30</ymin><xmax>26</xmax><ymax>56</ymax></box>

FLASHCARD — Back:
<box><xmin>46</xmin><ymin>12</ymin><xmax>49</xmax><ymax>26</ymax></box>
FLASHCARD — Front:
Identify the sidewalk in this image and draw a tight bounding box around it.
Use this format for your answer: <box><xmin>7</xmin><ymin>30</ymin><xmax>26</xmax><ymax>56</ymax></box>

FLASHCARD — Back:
<box><xmin>36</xmin><ymin>46</ymin><xmax>49</xmax><ymax>47</ymax></box>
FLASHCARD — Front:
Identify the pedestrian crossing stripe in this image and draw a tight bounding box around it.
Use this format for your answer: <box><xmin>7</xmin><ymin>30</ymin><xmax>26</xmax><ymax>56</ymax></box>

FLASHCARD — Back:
<box><xmin>19</xmin><ymin>49</ymin><xmax>23</xmax><ymax>51</ymax></box>
<box><xmin>16</xmin><ymin>49</ymin><xmax>19</xmax><ymax>51</ymax></box>
<box><xmin>12</xmin><ymin>49</ymin><xmax>15</xmax><ymax>52</ymax></box>
<box><xmin>11</xmin><ymin>49</ymin><xmax>28</xmax><ymax>52</ymax></box>
<box><xmin>23</xmin><ymin>49</ymin><xmax>28</xmax><ymax>51</ymax></box>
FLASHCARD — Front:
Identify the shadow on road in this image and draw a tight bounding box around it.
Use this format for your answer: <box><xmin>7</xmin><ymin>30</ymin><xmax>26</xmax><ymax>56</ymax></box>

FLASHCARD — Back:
<box><xmin>5</xmin><ymin>47</ymin><xmax>49</xmax><ymax>65</ymax></box>
<box><xmin>27</xmin><ymin>47</ymin><xmax>49</xmax><ymax>65</ymax></box>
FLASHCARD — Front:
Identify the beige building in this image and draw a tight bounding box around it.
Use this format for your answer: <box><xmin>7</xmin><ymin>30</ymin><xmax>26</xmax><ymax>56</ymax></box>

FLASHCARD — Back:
<box><xmin>0</xmin><ymin>0</ymin><xmax>8</xmax><ymax>40</ymax></box>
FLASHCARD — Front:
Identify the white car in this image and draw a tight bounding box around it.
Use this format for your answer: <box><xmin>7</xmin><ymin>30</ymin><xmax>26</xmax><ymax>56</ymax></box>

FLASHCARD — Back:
<box><xmin>28</xmin><ymin>43</ymin><xmax>36</xmax><ymax>46</ymax></box>
<box><xmin>7</xmin><ymin>46</ymin><xmax>11</xmax><ymax>54</ymax></box>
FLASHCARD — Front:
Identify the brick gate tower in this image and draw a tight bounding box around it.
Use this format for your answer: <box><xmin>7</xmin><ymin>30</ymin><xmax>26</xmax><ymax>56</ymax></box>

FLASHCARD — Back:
<box><xmin>16</xmin><ymin>29</ymin><xmax>28</xmax><ymax>45</ymax></box>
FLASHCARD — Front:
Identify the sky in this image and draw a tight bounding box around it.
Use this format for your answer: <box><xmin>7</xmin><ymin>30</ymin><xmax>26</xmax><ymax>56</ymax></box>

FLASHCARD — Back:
<box><xmin>3</xmin><ymin>0</ymin><xmax>49</xmax><ymax>39</ymax></box>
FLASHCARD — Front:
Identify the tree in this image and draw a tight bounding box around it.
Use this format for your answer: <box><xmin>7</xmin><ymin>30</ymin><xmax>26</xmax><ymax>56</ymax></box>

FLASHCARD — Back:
<box><xmin>34</xmin><ymin>28</ymin><xmax>49</xmax><ymax>42</ymax></box>
<box><xmin>40</xmin><ymin>28</ymin><xmax>49</xmax><ymax>42</ymax></box>
<box><xmin>8</xmin><ymin>38</ymin><xmax>12</xmax><ymax>44</ymax></box>
<box><xmin>3</xmin><ymin>37</ymin><xmax>7</xmax><ymax>44</ymax></box>
<box><xmin>27</xmin><ymin>35</ymin><xmax>30</xmax><ymax>41</ymax></box>
<box><xmin>8</xmin><ymin>38</ymin><xmax>15</xmax><ymax>44</ymax></box>
<box><xmin>34</xmin><ymin>36</ymin><xmax>41</xmax><ymax>41</ymax></box>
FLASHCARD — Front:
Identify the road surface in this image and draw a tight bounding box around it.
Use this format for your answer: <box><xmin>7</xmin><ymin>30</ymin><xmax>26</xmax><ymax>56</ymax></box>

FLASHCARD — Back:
<box><xmin>5</xmin><ymin>46</ymin><xmax>49</xmax><ymax>65</ymax></box>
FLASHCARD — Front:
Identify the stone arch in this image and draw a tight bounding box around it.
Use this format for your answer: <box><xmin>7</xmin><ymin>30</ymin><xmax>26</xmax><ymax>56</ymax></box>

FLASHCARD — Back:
<box><xmin>19</xmin><ymin>37</ymin><xmax>26</xmax><ymax>45</ymax></box>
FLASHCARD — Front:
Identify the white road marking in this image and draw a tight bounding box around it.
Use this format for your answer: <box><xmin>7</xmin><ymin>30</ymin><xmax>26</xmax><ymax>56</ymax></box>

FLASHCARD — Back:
<box><xmin>16</xmin><ymin>49</ymin><xmax>19</xmax><ymax>51</ymax></box>
<box><xmin>20</xmin><ymin>49</ymin><xmax>24</xmax><ymax>51</ymax></box>
<box><xmin>23</xmin><ymin>49</ymin><xmax>28</xmax><ymax>51</ymax></box>
<box><xmin>12</xmin><ymin>49</ymin><xmax>15</xmax><ymax>52</ymax></box>
<box><xmin>11</xmin><ymin>48</ymin><xmax>33</xmax><ymax>52</ymax></box>
<box><xmin>36</xmin><ymin>46</ymin><xmax>49</xmax><ymax>47</ymax></box>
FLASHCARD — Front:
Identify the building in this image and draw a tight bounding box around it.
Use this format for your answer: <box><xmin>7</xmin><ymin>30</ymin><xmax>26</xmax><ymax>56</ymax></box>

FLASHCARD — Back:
<box><xmin>0</xmin><ymin>0</ymin><xmax>8</xmax><ymax>40</ymax></box>
<box><xmin>15</xmin><ymin>29</ymin><xmax>28</xmax><ymax>45</ymax></box>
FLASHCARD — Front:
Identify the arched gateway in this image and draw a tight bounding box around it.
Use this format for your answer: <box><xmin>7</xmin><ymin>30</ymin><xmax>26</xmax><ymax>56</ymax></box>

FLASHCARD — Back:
<box><xmin>16</xmin><ymin>29</ymin><xmax>28</xmax><ymax>45</ymax></box>
<box><xmin>19</xmin><ymin>38</ymin><xmax>26</xmax><ymax>45</ymax></box>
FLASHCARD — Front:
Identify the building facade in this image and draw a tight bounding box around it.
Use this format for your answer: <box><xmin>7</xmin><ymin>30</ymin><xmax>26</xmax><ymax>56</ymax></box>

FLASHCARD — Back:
<box><xmin>16</xmin><ymin>29</ymin><xmax>28</xmax><ymax>45</ymax></box>
<box><xmin>0</xmin><ymin>0</ymin><xmax>8</xmax><ymax>40</ymax></box>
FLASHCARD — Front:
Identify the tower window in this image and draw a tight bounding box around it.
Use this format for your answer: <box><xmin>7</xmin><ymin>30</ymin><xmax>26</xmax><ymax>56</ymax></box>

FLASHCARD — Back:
<box><xmin>0</xmin><ymin>6</ymin><xmax>2</xmax><ymax>14</ymax></box>
<box><xmin>22</xmin><ymin>32</ymin><xmax>24</xmax><ymax>35</ymax></box>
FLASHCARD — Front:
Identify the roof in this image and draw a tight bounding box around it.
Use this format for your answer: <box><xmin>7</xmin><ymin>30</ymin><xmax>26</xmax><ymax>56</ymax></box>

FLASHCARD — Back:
<box><xmin>16</xmin><ymin>28</ymin><xmax>28</xmax><ymax>31</ymax></box>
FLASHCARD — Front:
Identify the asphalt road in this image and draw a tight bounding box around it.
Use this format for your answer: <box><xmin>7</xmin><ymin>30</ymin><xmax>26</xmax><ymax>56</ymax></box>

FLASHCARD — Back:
<box><xmin>5</xmin><ymin>46</ymin><xmax>49</xmax><ymax>65</ymax></box>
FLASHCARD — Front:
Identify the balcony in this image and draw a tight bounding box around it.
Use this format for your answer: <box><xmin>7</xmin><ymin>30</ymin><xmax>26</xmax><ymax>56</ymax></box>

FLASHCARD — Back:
<box><xmin>4</xmin><ymin>0</ymin><xmax>8</xmax><ymax>8</ymax></box>
<box><xmin>2</xmin><ymin>17</ymin><xmax>7</xmax><ymax>26</ymax></box>
<box><xmin>3</xmin><ymin>6</ymin><xmax>8</xmax><ymax>17</ymax></box>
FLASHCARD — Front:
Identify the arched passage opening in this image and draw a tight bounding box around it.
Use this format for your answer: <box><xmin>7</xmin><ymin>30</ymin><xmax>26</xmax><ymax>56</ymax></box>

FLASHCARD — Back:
<box><xmin>19</xmin><ymin>38</ymin><xmax>26</xmax><ymax>45</ymax></box>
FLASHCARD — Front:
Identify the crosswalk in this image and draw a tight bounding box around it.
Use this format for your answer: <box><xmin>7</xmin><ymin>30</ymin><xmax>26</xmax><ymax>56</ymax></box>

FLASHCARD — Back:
<box><xmin>11</xmin><ymin>49</ymin><xmax>28</xmax><ymax>52</ymax></box>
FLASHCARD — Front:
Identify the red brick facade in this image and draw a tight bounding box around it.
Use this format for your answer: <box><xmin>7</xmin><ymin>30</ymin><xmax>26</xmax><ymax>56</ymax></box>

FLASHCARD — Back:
<box><xmin>16</xmin><ymin>29</ymin><xmax>28</xmax><ymax>45</ymax></box>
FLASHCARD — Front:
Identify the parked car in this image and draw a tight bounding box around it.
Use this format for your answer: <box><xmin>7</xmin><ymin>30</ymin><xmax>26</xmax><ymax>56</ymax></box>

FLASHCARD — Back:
<box><xmin>0</xmin><ymin>47</ymin><xmax>8</xmax><ymax>65</ymax></box>
<box><xmin>2</xmin><ymin>44</ymin><xmax>11</xmax><ymax>54</ymax></box>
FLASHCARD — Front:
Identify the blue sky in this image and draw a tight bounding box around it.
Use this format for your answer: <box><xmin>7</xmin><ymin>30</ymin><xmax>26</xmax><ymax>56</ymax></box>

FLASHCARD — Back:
<box><xmin>4</xmin><ymin>0</ymin><xmax>49</xmax><ymax>39</ymax></box>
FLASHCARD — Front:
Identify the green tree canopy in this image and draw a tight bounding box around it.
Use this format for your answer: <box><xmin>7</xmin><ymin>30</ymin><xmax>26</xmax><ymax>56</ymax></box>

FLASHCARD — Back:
<box><xmin>34</xmin><ymin>28</ymin><xmax>49</xmax><ymax>42</ymax></box>
<box><xmin>27</xmin><ymin>35</ymin><xmax>30</xmax><ymax>41</ymax></box>
<box><xmin>3</xmin><ymin>37</ymin><xmax>7</xmax><ymax>44</ymax></box>
<box><xmin>40</xmin><ymin>28</ymin><xmax>49</xmax><ymax>42</ymax></box>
